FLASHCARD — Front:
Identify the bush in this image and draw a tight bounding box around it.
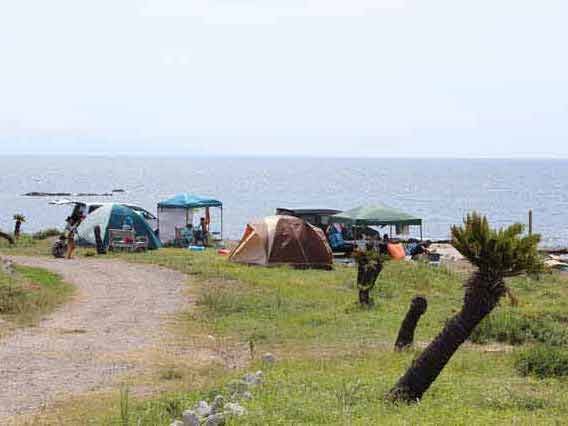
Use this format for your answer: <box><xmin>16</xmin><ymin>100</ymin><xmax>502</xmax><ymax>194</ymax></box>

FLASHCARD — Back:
<box><xmin>470</xmin><ymin>310</ymin><xmax>568</xmax><ymax>346</ymax></box>
<box><xmin>515</xmin><ymin>346</ymin><xmax>568</xmax><ymax>378</ymax></box>
<box><xmin>32</xmin><ymin>228</ymin><xmax>61</xmax><ymax>240</ymax></box>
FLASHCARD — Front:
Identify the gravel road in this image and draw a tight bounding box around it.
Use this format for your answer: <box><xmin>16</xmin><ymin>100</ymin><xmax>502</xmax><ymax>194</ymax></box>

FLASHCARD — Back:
<box><xmin>0</xmin><ymin>256</ymin><xmax>186</xmax><ymax>421</ymax></box>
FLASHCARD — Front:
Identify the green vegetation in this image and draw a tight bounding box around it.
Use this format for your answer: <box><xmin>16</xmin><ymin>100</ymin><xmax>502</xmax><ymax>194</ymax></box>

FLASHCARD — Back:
<box><xmin>6</xmin><ymin>234</ymin><xmax>568</xmax><ymax>424</ymax></box>
<box><xmin>0</xmin><ymin>233</ymin><xmax>55</xmax><ymax>256</ymax></box>
<box><xmin>471</xmin><ymin>309</ymin><xmax>568</xmax><ymax>346</ymax></box>
<box><xmin>0</xmin><ymin>264</ymin><xmax>74</xmax><ymax>327</ymax></box>
<box><xmin>516</xmin><ymin>346</ymin><xmax>568</xmax><ymax>378</ymax></box>
<box><xmin>387</xmin><ymin>213</ymin><xmax>542</xmax><ymax>402</ymax></box>
<box><xmin>74</xmin><ymin>247</ymin><xmax>566</xmax><ymax>425</ymax></box>
<box><xmin>32</xmin><ymin>228</ymin><xmax>62</xmax><ymax>240</ymax></box>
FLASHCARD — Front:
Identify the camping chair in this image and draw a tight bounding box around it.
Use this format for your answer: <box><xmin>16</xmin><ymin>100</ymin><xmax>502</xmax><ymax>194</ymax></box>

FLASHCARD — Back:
<box><xmin>135</xmin><ymin>236</ymin><xmax>149</xmax><ymax>252</ymax></box>
<box><xmin>174</xmin><ymin>226</ymin><xmax>194</xmax><ymax>248</ymax></box>
<box><xmin>108</xmin><ymin>229</ymin><xmax>136</xmax><ymax>252</ymax></box>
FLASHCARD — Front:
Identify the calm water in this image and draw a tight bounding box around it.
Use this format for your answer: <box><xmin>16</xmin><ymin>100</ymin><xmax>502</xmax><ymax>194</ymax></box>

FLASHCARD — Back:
<box><xmin>1</xmin><ymin>156</ymin><xmax>567</xmax><ymax>247</ymax></box>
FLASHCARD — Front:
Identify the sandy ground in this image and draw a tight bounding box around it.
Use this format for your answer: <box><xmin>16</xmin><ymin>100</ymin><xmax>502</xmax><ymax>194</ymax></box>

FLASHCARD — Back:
<box><xmin>0</xmin><ymin>256</ymin><xmax>187</xmax><ymax>421</ymax></box>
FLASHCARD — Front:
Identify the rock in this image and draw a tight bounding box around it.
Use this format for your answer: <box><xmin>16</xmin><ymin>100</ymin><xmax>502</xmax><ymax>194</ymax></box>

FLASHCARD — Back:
<box><xmin>22</xmin><ymin>192</ymin><xmax>71</xmax><ymax>197</ymax></box>
<box><xmin>182</xmin><ymin>410</ymin><xmax>200</xmax><ymax>426</ymax></box>
<box><xmin>255</xmin><ymin>371</ymin><xmax>264</xmax><ymax>379</ymax></box>
<box><xmin>195</xmin><ymin>400</ymin><xmax>211</xmax><ymax>417</ymax></box>
<box><xmin>210</xmin><ymin>394</ymin><xmax>225</xmax><ymax>414</ymax></box>
<box><xmin>242</xmin><ymin>391</ymin><xmax>253</xmax><ymax>401</ymax></box>
<box><xmin>243</xmin><ymin>373</ymin><xmax>260</xmax><ymax>385</ymax></box>
<box><xmin>1</xmin><ymin>258</ymin><xmax>15</xmax><ymax>275</ymax></box>
<box><xmin>261</xmin><ymin>353</ymin><xmax>276</xmax><ymax>364</ymax></box>
<box><xmin>204</xmin><ymin>413</ymin><xmax>225</xmax><ymax>426</ymax></box>
<box><xmin>170</xmin><ymin>421</ymin><xmax>184</xmax><ymax>426</ymax></box>
<box><xmin>224</xmin><ymin>402</ymin><xmax>247</xmax><ymax>417</ymax></box>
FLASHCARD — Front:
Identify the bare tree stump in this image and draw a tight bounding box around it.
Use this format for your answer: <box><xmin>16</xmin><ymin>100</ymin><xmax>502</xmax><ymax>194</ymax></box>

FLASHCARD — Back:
<box><xmin>394</xmin><ymin>296</ymin><xmax>428</xmax><ymax>351</ymax></box>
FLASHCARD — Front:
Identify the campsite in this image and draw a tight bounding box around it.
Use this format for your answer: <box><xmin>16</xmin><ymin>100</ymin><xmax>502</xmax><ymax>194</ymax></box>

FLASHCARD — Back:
<box><xmin>1</xmin><ymin>196</ymin><xmax>568</xmax><ymax>425</ymax></box>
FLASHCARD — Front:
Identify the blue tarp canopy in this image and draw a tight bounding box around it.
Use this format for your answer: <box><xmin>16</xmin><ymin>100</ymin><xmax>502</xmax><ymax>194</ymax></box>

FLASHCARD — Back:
<box><xmin>157</xmin><ymin>193</ymin><xmax>223</xmax><ymax>209</ymax></box>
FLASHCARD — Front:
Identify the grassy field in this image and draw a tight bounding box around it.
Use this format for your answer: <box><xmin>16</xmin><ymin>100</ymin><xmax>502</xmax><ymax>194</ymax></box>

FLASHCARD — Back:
<box><xmin>3</xmin><ymin>238</ymin><xmax>568</xmax><ymax>424</ymax></box>
<box><xmin>0</xmin><ymin>263</ymin><xmax>74</xmax><ymax>329</ymax></box>
<box><xmin>102</xmin><ymin>249</ymin><xmax>568</xmax><ymax>425</ymax></box>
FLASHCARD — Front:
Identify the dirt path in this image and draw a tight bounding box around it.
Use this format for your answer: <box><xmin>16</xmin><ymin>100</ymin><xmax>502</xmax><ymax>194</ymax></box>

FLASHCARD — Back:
<box><xmin>0</xmin><ymin>256</ymin><xmax>187</xmax><ymax>421</ymax></box>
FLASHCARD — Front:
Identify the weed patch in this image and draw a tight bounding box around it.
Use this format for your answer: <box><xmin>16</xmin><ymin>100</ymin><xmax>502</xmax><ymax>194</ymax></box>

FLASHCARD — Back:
<box><xmin>471</xmin><ymin>310</ymin><xmax>568</xmax><ymax>346</ymax></box>
<box><xmin>515</xmin><ymin>346</ymin><xmax>568</xmax><ymax>378</ymax></box>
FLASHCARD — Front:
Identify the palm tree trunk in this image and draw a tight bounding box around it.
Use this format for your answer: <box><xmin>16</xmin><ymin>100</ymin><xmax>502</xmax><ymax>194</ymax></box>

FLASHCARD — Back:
<box><xmin>359</xmin><ymin>289</ymin><xmax>370</xmax><ymax>305</ymax></box>
<box><xmin>0</xmin><ymin>231</ymin><xmax>14</xmax><ymax>245</ymax></box>
<box><xmin>394</xmin><ymin>296</ymin><xmax>428</xmax><ymax>351</ymax></box>
<box><xmin>14</xmin><ymin>221</ymin><xmax>21</xmax><ymax>239</ymax></box>
<box><xmin>386</xmin><ymin>274</ymin><xmax>504</xmax><ymax>402</ymax></box>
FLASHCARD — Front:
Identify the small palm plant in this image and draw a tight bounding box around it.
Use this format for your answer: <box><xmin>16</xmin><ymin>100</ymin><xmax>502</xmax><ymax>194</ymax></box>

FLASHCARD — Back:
<box><xmin>354</xmin><ymin>246</ymin><xmax>384</xmax><ymax>306</ymax></box>
<box><xmin>13</xmin><ymin>214</ymin><xmax>26</xmax><ymax>239</ymax></box>
<box><xmin>386</xmin><ymin>212</ymin><xmax>542</xmax><ymax>403</ymax></box>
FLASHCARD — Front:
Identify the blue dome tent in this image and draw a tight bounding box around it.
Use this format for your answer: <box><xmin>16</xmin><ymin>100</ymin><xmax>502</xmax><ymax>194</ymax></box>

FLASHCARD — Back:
<box><xmin>76</xmin><ymin>204</ymin><xmax>161</xmax><ymax>250</ymax></box>
<box><xmin>157</xmin><ymin>193</ymin><xmax>223</xmax><ymax>245</ymax></box>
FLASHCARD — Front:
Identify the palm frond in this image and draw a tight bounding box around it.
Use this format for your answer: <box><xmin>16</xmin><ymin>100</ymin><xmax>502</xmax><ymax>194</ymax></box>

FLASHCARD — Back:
<box><xmin>451</xmin><ymin>212</ymin><xmax>542</xmax><ymax>279</ymax></box>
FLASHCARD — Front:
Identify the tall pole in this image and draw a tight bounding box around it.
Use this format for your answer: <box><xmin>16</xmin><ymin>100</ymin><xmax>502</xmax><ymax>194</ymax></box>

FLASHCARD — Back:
<box><xmin>528</xmin><ymin>210</ymin><xmax>533</xmax><ymax>236</ymax></box>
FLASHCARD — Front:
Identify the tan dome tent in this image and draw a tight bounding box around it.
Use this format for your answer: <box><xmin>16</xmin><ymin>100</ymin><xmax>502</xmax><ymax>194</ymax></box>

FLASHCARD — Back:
<box><xmin>229</xmin><ymin>216</ymin><xmax>333</xmax><ymax>269</ymax></box>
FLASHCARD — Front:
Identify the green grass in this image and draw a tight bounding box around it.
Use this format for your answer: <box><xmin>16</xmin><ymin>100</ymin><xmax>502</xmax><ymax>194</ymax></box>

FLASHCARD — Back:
<box><xmin>8</xmin><ymin>245</ymin><xmax>568</xmax><ymax>424</ymax></box>
<box><xmin>0</xmin><ymin>264</ymin><xmax>74</xmax><ymax>327</ymax></box>
<box><xmin>516</xmin><ymin>346</ymin><xmax>568</xmax><ymax>379</ymax></box>
<box><xmin>77</xmin><ymin>248</ymin><xmax>568</xmax><ymax>425</ymax></box>
<box><xmin>471</xmin><ymin>309</ymin><xmax>568</xmax><ymax>346</ymax></box>
<box><xmin>0</xmin><ymin>234</ymin><xmax>54</xmax><ymax>257</ymax></box>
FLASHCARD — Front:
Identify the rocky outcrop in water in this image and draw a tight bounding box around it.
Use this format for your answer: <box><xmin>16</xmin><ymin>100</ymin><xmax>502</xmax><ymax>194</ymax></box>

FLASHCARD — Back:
<box><xmin>22</xmin><ymin>192</ymin><xmax>114</xmax><ymax>197</ymax></box>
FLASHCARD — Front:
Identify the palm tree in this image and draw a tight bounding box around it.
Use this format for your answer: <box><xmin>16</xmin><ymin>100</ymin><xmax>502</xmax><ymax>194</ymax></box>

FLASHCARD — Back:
<box><xmin>354</xmin><ymin>247</ymin><xmax>384</xmax><ymax>305</ymax></box>
<box><xmin>13</xmin><ymin>214</ymin><xmax>26</xmax><ymax>239</ymax></box>
<box><xmin>386</xmin><ymin>212</ymin><xmax>541</xmax><ymax>403</ymax></box>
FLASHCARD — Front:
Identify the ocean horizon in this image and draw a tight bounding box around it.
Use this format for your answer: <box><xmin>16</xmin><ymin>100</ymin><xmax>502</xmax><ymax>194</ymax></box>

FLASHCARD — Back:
<box><xmin>1</xmin><ymin>156</ymin><xmax>567</xmax><ymax>247</ymax></box>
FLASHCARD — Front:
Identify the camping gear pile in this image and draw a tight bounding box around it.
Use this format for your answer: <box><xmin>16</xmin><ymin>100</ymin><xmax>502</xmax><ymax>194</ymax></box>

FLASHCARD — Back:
<box><xmin>544</xmin><ymin>254</ymin><xmax>568</xmax><ymax>271</ymax></box>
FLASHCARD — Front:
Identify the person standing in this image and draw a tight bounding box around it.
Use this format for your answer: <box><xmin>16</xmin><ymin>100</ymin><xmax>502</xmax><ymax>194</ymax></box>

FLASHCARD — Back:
<box><xmin>65</xmin><ymin>216</ymin><xmax>80</xmax><ymax>259</ymax></box>
<box><xmin>195</xmin><ymin>217</ymin><xmax>209</xmax><ymax>246</ymax></box>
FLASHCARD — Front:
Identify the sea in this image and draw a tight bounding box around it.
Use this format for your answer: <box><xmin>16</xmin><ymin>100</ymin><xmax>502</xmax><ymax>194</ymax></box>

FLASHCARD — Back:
<box><xmin>1</xmin><ymin>156</ymin><xmax>567</xmax><ymax>248</ymax></box>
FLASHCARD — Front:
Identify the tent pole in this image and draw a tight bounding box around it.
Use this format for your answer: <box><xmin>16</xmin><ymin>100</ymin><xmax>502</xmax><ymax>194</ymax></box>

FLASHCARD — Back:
<box><xmin>221</xmin><ymin>206</ymin><xmax>224</xmax><ymax>240</ymax></box>
<box><xmin>420</xmin><ymin>224</ymin><xmax>423</xmax><ymax>241</ymax></box>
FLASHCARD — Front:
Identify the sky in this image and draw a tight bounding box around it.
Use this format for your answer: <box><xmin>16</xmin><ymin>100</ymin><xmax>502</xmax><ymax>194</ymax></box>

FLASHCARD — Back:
<box><xmin>1</xmin><ymin>0</ymin><xmax>568</xmax><ymax>157</ymax></box>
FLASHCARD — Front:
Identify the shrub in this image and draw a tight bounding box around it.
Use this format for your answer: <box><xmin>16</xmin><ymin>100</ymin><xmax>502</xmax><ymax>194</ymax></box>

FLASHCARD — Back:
<box><xmin>470</xmin><ymin>310</ymin><xmax>568</xmax><ymax>347</ymax></box>
<box><xmin>470</xmin><ymin>311</ymin><xmax>533</xmax><ymax>345</ymax></box>
<box><xmin>515</xmin><ymin>346</ymin><xmax>568</xmax><ymax>378</ymax></box>
<box><xmin>32</xmin><ymin>228</ymin><xmax>61</xmax><ymax>240</ymax></box>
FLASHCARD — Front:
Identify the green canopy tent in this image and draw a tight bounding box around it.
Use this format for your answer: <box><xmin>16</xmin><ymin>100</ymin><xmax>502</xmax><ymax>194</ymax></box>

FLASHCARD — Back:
<box><xmin>330</xmin><ymin>204</ymin><xmax>423</xmax><ymax>240</ymax></box>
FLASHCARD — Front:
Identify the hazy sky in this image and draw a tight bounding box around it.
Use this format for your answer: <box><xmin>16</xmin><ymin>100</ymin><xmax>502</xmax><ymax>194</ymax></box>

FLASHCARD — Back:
<box><xmin>1</xmin><ymin>0</ymin><xmax>567</xmax><ymax>157</ymax></box>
